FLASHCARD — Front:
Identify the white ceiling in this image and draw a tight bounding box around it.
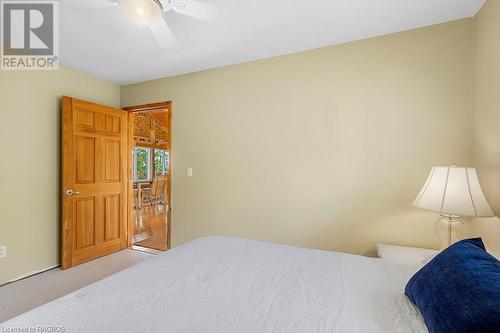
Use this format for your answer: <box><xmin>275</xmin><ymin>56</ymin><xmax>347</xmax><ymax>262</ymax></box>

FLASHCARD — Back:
<box><xmin>60</xmin><ymin>0</ymin><xmax>486</xmax><ymax>85</ymax></box>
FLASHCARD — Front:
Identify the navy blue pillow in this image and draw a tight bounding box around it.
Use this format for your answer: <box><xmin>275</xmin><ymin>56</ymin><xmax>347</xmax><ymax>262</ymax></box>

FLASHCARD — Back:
<box><xmin>405</xmin><ymin>238</ymin><xmax>500</xmax><ymax>333</ymax></box>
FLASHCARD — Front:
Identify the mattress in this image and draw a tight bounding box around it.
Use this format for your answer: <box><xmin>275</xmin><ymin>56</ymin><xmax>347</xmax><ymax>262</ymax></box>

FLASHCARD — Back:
<box><xmin>1</xmin><ymin>236</ymin><xmax>428</xmax><ymax>332</ymax></box>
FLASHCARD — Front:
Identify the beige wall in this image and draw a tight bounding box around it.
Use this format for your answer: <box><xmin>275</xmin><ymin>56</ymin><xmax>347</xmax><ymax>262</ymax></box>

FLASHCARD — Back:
<box><xmin>470</xmin><ymin>0</ymin><xmax>500</xmax><ymax>251</ymax></box>
<box><xmin>0</xmin><ymin>66</ymin><xmax>120</xmax><ymax>284</ymax></box>
<box><xmin>4</xmin><ymin>10</ymin><xmax>499</xmax><ymax>285</ymax></box>
<box><xmin>121</xmin><ymin>19</ymin><xmax>474</xmax><ymax>255</ymax></box>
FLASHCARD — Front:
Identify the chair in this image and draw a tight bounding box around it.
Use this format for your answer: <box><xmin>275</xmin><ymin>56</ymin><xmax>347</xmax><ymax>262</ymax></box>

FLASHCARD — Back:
<box><xmin>141</xmin><ymin>176</ymin><xmax>168</xmax><ymax>207</ymax></box>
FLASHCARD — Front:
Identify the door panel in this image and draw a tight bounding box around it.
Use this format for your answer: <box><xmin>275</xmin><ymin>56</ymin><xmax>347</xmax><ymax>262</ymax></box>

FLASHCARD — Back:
<box><xmin>104</xmin><ymin>139</ymin><xmax>120</xmax><ymax>182</ymax></box>
<box><xmin>62</xmin><ymin>96</ymin><xmax>128</xmax><ymax>269</ymax></box>
<box><xmin>104</xmin><ymin>194</ymin><xmax>120</xmax><ymax>241</ymax></box>
<box><xmin>104</xmin><ymin>114</ymin><xmax>120</xmax><ymax>133</ymax></box>
<box><xmin>75</xmin><ymin>136</ymin><xmax>96</xmax><ymax>183</ymax></box>
<box><xmin>75</xmin><ymin>197</ymin><xmax>95</xmax><ymax>249</ymax></box>
<box><xmin>75</xmin><ymin>109</ymin><xmax>95</xmax><ymax>128</ymax></box>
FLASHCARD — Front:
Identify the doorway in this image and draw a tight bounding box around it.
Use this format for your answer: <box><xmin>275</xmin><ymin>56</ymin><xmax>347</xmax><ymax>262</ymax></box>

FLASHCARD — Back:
<box><xmin>124</xmin><ymin>102</ymin><xmax>172</xmax><ymax>252</ymax></box>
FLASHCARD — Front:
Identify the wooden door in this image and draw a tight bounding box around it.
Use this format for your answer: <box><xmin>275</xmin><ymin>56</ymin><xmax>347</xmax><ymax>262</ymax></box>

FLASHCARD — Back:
<box><xmin>61</xmin><ymin>96</ymin><xmax>128</xmax><ymax>269</ymax></box>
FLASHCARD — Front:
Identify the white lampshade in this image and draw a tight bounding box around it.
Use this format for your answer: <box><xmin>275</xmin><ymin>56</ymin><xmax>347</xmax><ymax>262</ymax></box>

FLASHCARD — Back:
<box><xmin>413</xmin><ymin>166</ymin><xmax>494</xmax><ymax>217</ymax></box>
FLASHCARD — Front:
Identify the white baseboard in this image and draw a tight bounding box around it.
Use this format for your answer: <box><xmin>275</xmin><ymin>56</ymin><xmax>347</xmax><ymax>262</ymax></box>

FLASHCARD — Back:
<box><xmin>1</xmin><ymin>265</ymin><xmax>60</xmax><ymax>287</ymax></box>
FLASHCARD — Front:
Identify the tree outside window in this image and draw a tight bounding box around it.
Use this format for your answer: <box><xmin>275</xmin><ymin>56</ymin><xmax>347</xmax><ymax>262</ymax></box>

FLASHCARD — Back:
<box><xmin>154</xmin><ymin>149</ymin><xmax>169</xmax><ymax>176</ymax></box>
<box><xmin>133</xmin><ymin>147</ymin><xmax>151</xmax><ymax>182</ymax></box>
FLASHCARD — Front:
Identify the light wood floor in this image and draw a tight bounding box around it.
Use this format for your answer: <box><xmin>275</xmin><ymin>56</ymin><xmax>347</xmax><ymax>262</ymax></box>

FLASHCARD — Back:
<box><xmin>132</xmin><ymin>204</ymin><xmax>169</xmax><ymax>251</ymax></box>
<box><xmin>0</xmin><ymin>249</ymin><xmax>153</xmax><ymax>322</ymax></box>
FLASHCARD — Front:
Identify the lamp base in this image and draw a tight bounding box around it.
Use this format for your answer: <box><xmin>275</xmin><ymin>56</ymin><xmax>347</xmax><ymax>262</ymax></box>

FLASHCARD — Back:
<box><xmin>435</xmin><ymin>214</ymin><xmax>464</xmax><ymax>249</ymax></box>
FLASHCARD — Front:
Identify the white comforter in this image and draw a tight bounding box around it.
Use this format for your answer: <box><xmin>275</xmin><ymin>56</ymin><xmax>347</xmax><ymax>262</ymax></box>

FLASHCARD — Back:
<box><xmin>2</xmin><ymin>237</ymin><xmax>427</xmax><ymax>332</ymax></box>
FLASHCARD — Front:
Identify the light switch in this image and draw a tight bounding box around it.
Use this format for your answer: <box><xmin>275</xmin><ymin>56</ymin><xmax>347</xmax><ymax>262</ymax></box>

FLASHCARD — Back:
<box><xmin>187</xmin><ymin>167</ymin><xmax>193</xmax><ymax>177</ymax></box>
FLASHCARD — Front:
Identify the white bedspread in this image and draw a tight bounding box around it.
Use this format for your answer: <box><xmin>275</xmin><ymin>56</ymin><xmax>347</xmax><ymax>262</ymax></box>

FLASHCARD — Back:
<box><xmin>2</xmin><ymin>237</ymin><xmax>428</xmax><ymax>332</ymax></box>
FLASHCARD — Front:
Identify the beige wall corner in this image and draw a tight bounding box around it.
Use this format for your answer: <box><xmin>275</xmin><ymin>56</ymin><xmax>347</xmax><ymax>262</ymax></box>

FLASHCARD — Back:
<box><xmin>471</xmin><ymin>0</ymin><xmax>500</xmax><ymax>251</ymax></box>
<box><xmin>121</xmin><ymin>19</ymin><xmax>474</xmax><ymax>255</ymax></box>
<box><xmin>0</xmin><ymin>66</ymin><xmax>120</xmax><ymax>284</ymax></box>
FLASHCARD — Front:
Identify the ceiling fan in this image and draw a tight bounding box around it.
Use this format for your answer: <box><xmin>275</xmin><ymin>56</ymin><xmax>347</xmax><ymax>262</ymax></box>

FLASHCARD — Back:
<box><xmin>68</xmin><ymin>0</ymin><xmax>219</xmax><ymax>48</ymax></box>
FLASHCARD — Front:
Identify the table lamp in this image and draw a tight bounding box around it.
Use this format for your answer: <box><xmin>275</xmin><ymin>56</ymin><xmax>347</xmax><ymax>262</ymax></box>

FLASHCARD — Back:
<box><xmin>412</xmin><ymin>166</ymin><xmax>494</xmax><ymax>249</ymax></box>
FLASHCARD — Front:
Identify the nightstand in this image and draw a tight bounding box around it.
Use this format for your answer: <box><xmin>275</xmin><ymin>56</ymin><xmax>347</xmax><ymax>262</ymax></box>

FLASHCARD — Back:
<box><xmin>375</xmin><ymin>243</ymin><xmax>439</xmax><ymax>266</ymax></box>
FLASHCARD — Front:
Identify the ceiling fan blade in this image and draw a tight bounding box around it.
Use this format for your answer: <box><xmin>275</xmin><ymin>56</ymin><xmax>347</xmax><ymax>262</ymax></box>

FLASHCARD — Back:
<box><xmin>64</xmin><ymin>0</ymin><xmax>117</xmax><ymax>11</ymax></box>
<box><xmin>171</xmin><ymin>0</ymin><xmax>219</xmax><ymax>23</ymax></box>
<box><xmin>149</xmin><ymin>18</ymin><xmax>178</xmax><ymax>49</ymax></box>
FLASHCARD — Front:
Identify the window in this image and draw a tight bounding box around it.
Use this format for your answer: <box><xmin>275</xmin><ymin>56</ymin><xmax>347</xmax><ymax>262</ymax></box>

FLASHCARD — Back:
<box><xmin>133</xmin><ymin>147</ymin><xmax>151</xmax><ymax>182</ymax></box>
<box><xmin>154</xmin><ymin>149</ymin><xmax>169</xmax><ymax>176</ymax></box>
<box><xmin>133</xmin><ymin>147</ymin><xmax>169</xmax><ymax>182</ymax></box>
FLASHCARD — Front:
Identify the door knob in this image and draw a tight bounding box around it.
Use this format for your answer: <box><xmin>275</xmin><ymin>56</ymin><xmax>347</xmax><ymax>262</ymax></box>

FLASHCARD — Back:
<box><xmin>65</xmin><ymin>189</ymin><xmax>80</xmax><ymax>196</ymax></box>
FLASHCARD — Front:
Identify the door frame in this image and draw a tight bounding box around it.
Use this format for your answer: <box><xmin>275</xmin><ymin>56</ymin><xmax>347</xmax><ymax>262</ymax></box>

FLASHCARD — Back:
<box><xmin>123</xmin><ymin>101</ymin><xmax>172</xmax><ymax>249</ymax></box>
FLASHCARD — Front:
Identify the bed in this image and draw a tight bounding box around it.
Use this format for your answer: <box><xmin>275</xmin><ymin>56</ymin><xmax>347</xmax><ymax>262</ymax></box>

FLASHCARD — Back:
<box><xmin>1</xmin><ymin>236</ymin><xmax>427</xmax><ymax>332</ymax></box>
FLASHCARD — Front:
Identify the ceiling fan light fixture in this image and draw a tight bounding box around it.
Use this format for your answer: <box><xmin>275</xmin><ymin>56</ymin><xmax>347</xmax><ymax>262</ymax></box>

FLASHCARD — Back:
<box><xmin>119</xmin><ymin>0</ymin><xmax>163</xmax><ymax>26</ymax></box>
<box><xmin>171</xmin><ymin>2</ymin><xmax>185</xmax><ymax>11</ymax></box>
